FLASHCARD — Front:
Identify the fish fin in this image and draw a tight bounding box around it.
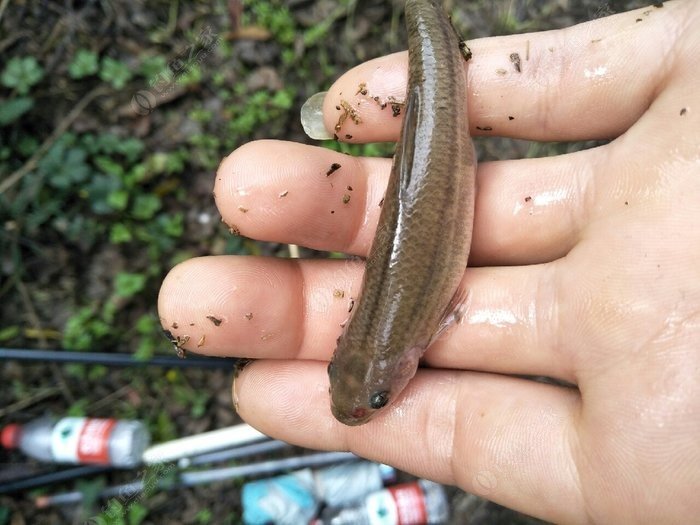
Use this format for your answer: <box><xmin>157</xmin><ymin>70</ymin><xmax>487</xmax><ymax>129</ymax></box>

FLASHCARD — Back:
<box><xmin>430</xmin><ymin>281</ymin><xmax>472</xmax><ymax>346</ymax></box>
<box><xmin>447</xmin><ymin>13</ymin><xmax>472</xmax><ymax>62</ymax></box>
<box><xmin>397</xmin><ymin>86</ymin><xmax>420</xmax><ymax>194</ymax></box>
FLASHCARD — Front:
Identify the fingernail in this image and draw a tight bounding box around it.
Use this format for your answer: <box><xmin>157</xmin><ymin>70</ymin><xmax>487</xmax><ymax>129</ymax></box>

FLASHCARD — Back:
<box><xmin>300</xmin><ymin>91</ymin><xmax>333</xmax><ymax>140</ymax></box>
<box><xmin>232</xmin><ymin>358</ymin><xmax>253</xmax><ymax>412</ymax></box>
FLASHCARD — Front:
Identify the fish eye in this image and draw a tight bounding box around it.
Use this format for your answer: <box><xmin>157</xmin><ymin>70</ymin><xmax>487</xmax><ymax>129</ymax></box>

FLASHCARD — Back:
<box><xmin>369</xmin><ymin>391</ymin><xmax>389</xmax><ymax>409</ymax></box>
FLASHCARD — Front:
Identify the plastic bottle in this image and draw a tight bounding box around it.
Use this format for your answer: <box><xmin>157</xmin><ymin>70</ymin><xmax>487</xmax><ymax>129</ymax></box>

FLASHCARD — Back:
<box><xmin>241</xmin><ymin>461</ymin><xmax>397</xmax><ymax>524</ymax></box>
<box><xmin>242</xmin><ymin>468</ymin><xmax>318</xmax><ymax>525</ymax></box>
<box><xmin>1</xmin><ymin>416</ymin><xmax>150</xmax><ymax>467</ymax></box>
<box><xmin>317</xmin><ymin>479</ymin><xmax>449</xmax><ymax>525</ymax></box>
<box><xmin>314</xmin><ymin>461</ymin><xmax>396</xmax><ymax>507</ymax></box>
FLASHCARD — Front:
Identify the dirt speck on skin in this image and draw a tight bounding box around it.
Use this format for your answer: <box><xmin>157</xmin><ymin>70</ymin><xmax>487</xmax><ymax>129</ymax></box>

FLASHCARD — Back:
<box><xmin>509</xmin><ymin>52</ymin><xmax>522</xmax><ymax>72</ymax></box>
<box><xmin>206</xmin><ymin>315</ymin><xmax>223</xmax><ymax>326</ymax></box>
<box><xmin>326</xmin><ymin>162</ymin><xmax>342</xmax><ymax>176</ymax></box>
<box><xmin>334</xmin><ymin>99</ymin><xmax>362</xmax><ymax>133</ymax></box>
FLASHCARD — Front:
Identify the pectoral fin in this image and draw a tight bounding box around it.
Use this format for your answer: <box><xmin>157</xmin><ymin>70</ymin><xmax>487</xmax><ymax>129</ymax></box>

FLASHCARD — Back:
<box><xmin>430</xmin><ymin>282</ymin><xmax>471</xmax><ymax>347</ymax></box>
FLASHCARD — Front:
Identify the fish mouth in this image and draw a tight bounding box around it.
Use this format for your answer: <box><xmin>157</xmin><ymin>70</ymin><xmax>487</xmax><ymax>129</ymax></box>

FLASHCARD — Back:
<box><xmin>331</xmin><ymin>403</ymin><xmax>373</xmax><ymax>426</ymax></box>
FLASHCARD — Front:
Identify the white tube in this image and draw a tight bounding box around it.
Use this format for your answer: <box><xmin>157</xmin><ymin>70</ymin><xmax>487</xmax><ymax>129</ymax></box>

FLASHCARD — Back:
<box><xmin>141</xmin><ymin>423</ymin><xmax>267</xmax><ymax>464</ymax></box>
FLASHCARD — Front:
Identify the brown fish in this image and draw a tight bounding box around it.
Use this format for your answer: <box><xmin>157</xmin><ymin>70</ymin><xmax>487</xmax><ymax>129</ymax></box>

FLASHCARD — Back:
<box><xmin>328</xmin><ymin>0</ymin><xmax>476</xmax><ymax>425</ymax></box>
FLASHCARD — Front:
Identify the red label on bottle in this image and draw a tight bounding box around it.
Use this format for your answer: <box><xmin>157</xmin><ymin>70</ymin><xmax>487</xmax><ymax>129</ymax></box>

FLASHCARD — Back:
<box><xmin>388</xmin><ymin>482</ymin><xmax>427</xmax><ymax>525</ymax></box>
<box><xmin>76</xmin><ymin>418</ymin><xmax>116</xmax><ymax>464</ymax></box>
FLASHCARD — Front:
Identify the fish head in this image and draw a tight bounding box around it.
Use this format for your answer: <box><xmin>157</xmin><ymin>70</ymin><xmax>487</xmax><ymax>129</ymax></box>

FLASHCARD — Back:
<box><xmin>328</xmin><ymin>344</ymin><xmax>423</xmax><ymax>426</ymax></box>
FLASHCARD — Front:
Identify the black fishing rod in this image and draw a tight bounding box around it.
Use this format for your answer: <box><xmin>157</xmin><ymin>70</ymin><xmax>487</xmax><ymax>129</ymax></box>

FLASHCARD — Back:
<box><xmin>0</xmin><ymin>348</ymin><xmax>238</xmax><ymax>369</ymax></box>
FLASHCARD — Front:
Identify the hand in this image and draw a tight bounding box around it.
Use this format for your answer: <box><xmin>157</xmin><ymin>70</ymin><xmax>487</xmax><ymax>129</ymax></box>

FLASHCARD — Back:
<box><xmin>158</xmin><ymin>2</ymin><xmax>700</xmax><ymax>523</ymax></box>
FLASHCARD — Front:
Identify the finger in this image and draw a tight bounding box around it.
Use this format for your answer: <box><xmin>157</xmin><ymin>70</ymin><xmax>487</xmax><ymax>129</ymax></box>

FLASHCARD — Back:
<box><xmin>320</xmin><ymin>3</ymin><xmax>681</xmax><ymax>143</ymax></box>
<box><xmin>217</xmin><ymin>139</ymin><xmax>597</xmax><ymax>265</ymax></box>
<box><xmin>233</xmin><ymin>360</ymin><xmax>583</xmax><ymax>524</ymax></box>
<box><xmin>215</xmin><ymin>140</ymin><xmax>388</xmax><ymax>257</ymax></box>
<box><xmin>158</xmin><ymin>256</ymin><xmax>575</xmax><ymax>383</ymax></box>
<box><xmin>158</xmin><ymin>255</ymin><xmax>360</xmax><ymax>360</ymax></box>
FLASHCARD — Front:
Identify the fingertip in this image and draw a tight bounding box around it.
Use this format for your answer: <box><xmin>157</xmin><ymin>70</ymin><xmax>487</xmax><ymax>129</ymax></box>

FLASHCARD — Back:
<box><xmin>322</xmin><ymin>52</ymin><xmax>408</xmax><ymax>143</ymax></box>
<box><xmin>157</xmin><ymin>257</ymin><xmax>198</xmax><ymax>326</ymax></box>
<box><xmin>213</xmin><ymin>138</ymin><xmax>388</xmax><ymax>253</ymax></box>
<box><xmin>232</xmin><ymin>360</ymin><xmax>343</xmax><ymax>447</ymax></box>
<box><xmin>157</xmin><ymin>255</ymin><xmax>304</xmax><ymax>358</ymax></box>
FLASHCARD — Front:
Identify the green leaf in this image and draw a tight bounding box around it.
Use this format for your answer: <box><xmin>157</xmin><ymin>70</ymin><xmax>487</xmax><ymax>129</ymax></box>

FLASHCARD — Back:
<box><xmin>99</xmin><ymin>57</ymin><xmax>133</xmax><ymax>90</ymax></box>
<box><xmin>156</xmin><ymin>212</ymin><xmax>184</xmax><ymax>237</ymax></box>
<box><xmin>110</xmin><ymin>222</ymin><xmax>133</xmax><ymax>243</ymax></box>
<box><xmin>116</xmin><ymin>137</ymin><xmax>145</xmax><ymax>163</ymax></box>
<box><xmin>131</xmin><ymin>193</ymin><xmax>161</xmax><ymax>220</ymax></box>
<box><xmin>68</xmin><ymin>49</ymin><xmax>99</xmax><ymax>79</ymax></box>
<box><xmin>127</xmin><ymin>502</ymin><xmax>149</xmax><ymax>525</ymax></box>
<box><xmin>144</xmin><ymin>151</ymin><xmax>185</xmax><ymax>176</ymax></box>
<box><xmin>0</xmin><ymin>97</ymin><xmax>34</xmax><ymax>126</ymax></box>
<box><xmin>0</xmin><ymin>326</ymin><xmax>20</xmax><ymax>342</ymax></box>
<box><xmin>195</xmin><ymin>509</ymin><xmax>213</xmax><ymax>525</ymax></box>
<box><xmin>178</xmin><ymin>63</ymin><xmax>202</xmax><ymax>86</ymax></box>
<box><xmin>1</xmin><ymin>57</ymin><xmax>44</xmax><ymax>95</ymax></box>
<box><xmin>88</xmin><ymin>132</ymin><xmax>121</xmax><ymax>154</ymax></box>
<box><xmin>96</xmin><ymin>499</ymin><xmax>127</xmax><ymax>525</ymax></box>
<box><xmin>114</xmin><ymin>272</ymin><xmax>147</xmax><ymax>298</ymax></box>
<box><xmin>55</xmin><ymin>215</ymin><xmax>103</xmax><ymax>247</ymax></box>
<box><xmin>87</xmin><ymin>365</ymin><xmax>108</xmax><ymax>380</ymax></box>
<box><xmin>138</xmin><ymin>54</ymin><xmax>168</xmax><ymax>79</ymax></box>
<box><xmin>190</xmin><ymin>391</ymin><xmax>209</xmax><ymax>418</ymax></box>
<box><xmin>107</xmin><ymin>189</ymin><xmax>129</xmax><ymax>211</ymax></box>
<box><xmin>67</xmin><ymin>398</ymin><xmax>89</xmax><ymax>416</ymax></box>
<box><xmin>94</xmin><ymin>155</ymin><xmax>125</xmax><ymax>178</ymax></box>
<box><xmin>271</xmin><ymin>88</ymin><xmax>294</xmax><ymax>110</ymax></box>
<box><xmin>135</xmin><ymin>314</ymin><xmax>157</xmax><ymax>334</ymax></box>
<box><xmin>41</xmin><ymin>143</ymin><xmax>91</xmax><ymax>189</ymax></box>
<box><xmin>63</xmin><ymin>306</ymin><xmax>112</xmax><ymax>350</ymax></box>
<box><xmin>154</xmin><ymin>410</ymin><xmax>177</xmax><ymax>442</ymax></box>
<box><xmin>16</xmin><ymin>134</ymin><xmax>39</xmax><ymax>156</ymax></box>
<box><xmin>76</xmin><ymin>477</ymin><xmax>106</xmax><ymax>513</ymax></box>
<box><xmin>134</xmin><ymin>337</ymin><xmax>155</xmax><ymax>361</ymax></box>
<box><xmin>0</xmin><ymin>506</ymin><xmax>10</xmax><ymax>525</ymax></box>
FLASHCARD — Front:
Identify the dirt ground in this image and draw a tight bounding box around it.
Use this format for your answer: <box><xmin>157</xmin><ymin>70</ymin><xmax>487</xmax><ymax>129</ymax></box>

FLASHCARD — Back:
<box><xmin>0</xmin><ymin>1</ymin><xmax>651</xmax><ymax>523</ymax></box>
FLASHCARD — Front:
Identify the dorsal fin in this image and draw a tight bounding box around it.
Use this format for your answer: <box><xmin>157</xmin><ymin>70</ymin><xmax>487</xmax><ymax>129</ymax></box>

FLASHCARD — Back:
<box><xmin>397</xmin><ymin>86</ymin><xmax>420</xmax><ymax>194</ymax></box>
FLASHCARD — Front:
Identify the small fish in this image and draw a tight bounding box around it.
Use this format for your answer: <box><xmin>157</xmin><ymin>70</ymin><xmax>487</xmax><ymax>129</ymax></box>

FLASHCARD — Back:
<box><xmin>328</xmin><ymin>0</ymin><xmax>476</xmax><ymax>425</ymax></box>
